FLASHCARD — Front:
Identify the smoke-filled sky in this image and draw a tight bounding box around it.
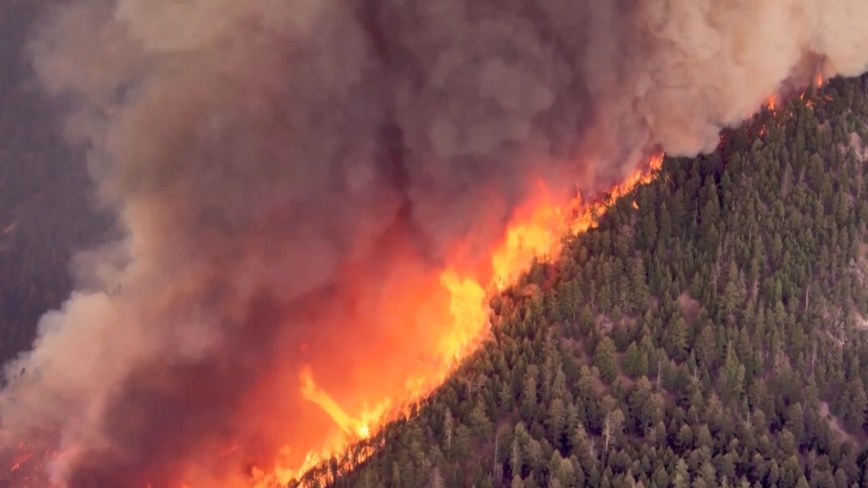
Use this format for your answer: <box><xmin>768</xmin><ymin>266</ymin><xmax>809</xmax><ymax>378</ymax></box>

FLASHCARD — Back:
<box><xmin>2</xmin><ymin>0</ymin><xmax>868</xmax><ymax>486</ymax></box>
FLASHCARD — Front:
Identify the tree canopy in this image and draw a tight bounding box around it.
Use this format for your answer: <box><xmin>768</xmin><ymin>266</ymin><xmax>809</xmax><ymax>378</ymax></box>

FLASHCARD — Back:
<box><xmin>309</xmin><ymin>74</ymin><xmax>868</xmax><ymax>488</ymax></box>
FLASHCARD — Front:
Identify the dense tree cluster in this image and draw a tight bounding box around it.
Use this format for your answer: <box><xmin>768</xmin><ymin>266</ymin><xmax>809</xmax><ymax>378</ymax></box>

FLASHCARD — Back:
<box><xmin>4</xmin><ymin>6</ymin><xmax>868</xmax><ymax>483</ymax></box>
<box><xmin>302</xmin><ymin>75</ymin><xmax>868</xmax><ymax>488</ymax></box>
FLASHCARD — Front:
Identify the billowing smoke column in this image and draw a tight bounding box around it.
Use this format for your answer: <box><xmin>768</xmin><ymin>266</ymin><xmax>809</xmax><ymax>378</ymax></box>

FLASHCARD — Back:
<box><xmin>2</xmin><ymin>0</ymin><xmax>868</xmax><ymax>485</ymax></box>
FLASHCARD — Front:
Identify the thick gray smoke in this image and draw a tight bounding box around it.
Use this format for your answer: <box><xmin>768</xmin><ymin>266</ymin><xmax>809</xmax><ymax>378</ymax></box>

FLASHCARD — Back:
<box><xmin>2</xmin><ymin>0</ymin><xmax>867</xmax><ymax>485</ymax></box>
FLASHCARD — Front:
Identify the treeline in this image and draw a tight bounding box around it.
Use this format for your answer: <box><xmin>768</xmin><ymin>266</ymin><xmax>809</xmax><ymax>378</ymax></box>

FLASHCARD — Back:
<box><xmin>299</xmin><ymin>74</ymin><xmax>868</xmax><ymax>488</ymax></box>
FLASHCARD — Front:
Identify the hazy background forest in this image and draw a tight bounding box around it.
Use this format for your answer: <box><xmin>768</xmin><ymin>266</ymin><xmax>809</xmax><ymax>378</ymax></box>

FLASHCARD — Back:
<box><xmin>0</xmin><ymin>0</ymin><xmax>111</xmax><ymax>364</ymax></box>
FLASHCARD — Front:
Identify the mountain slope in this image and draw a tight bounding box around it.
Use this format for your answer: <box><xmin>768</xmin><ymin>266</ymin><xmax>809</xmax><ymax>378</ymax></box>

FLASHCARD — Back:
<box><xmin>308</xmin><ymin>74</ymin><xmax>868</xmax><ymax>488</ymax></box>
<box><xmin>0</xmin><ymin>0</ymin><xmax>110</xmax><ymax>364</ymax></box>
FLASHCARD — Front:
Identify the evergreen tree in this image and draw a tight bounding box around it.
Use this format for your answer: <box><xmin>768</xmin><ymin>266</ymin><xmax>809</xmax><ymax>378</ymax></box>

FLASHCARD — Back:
<box><xmin>595</xmin><ymin>337</ymin><xmax>619</xmax><ymax>384</ymax></box>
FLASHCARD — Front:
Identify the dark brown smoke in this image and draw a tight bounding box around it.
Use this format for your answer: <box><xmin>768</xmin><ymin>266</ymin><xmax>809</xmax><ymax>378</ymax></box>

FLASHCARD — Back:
<box><xmin>2</xmin><ymin>0</ymin><xmax>867</xmax><ymax>485</ymax></box>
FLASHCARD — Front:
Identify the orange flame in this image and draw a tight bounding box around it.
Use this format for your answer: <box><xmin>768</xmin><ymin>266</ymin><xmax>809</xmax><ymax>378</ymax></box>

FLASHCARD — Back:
<box><xmin>755</xmin><ymin>72</ymin><xmax>830</xmax><ymax>137</ymax></box>
<box><xmin>267</xmin><ymin>151</ymin><xmax>666</xmax><ymax>486</ymax></box>
<box><xmin>4</xmin><ymin>154</ymin><xmax>664</xmax><ymax>488</ymax></box>
<box><xmin>299</xmin><ymin>367</ymin><xmax>391</xmax><ymax>441</ymax></box>
<box><xmin>9</xmin><ymin>452</ymin><xmax>31</xmax><ymax>472</ymax></box>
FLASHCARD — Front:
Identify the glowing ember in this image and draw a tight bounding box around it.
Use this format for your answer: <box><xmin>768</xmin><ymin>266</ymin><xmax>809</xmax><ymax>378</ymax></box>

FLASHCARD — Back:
<box><xmin>9</xmin><ymin>451</ymin><xmax>31</xmax><ymax>472</ymax></box>
<box><xmin>761</xmin><ymin>71</ymin><xmax>827</xmax><ymax>118</ymax></box>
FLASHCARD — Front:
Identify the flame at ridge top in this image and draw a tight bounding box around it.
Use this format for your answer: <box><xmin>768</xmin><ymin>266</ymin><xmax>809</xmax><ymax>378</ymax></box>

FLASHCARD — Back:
<box><xmin>8</xmin><ymin>0</ymin><xmax>868</xmax><ymax>483</ymax></box>
<box><xmin>764</xmin><ymin>71</ymin><xmax>829</xmax><ymax>114</ymax></box>
<box><xmin>0</xmin><ymin>65</ymin><xmax>838</xmax><ymax>487</ymax></box>
<box><xmin>282</xmin><ymin>151</ymin><xmax>665</xmax><ymax>486</ymax></box>
<box><xmin>2</xmin><ymin>151</ymin><xmax>661</xmax><ymax>488</ymax></box>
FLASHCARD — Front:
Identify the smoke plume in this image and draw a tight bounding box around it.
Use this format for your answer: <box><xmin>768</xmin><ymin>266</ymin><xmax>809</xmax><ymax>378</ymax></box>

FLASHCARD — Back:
<box><xmin>2</xmin><ymin>0</ymin><xmax>867</xmax><ymax>485</ymax></box>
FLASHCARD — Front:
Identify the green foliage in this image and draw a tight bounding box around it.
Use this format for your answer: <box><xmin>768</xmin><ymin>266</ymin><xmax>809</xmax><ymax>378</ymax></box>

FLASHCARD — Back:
<box><xmin>312</xmin><ymin>75</ymin><xmax>868</xmax><ymax>488</ymax></box>
<box><xmin>594</xmin><ymin>337</ymin><xmax>618</xmax><ymax>384</ymax></box>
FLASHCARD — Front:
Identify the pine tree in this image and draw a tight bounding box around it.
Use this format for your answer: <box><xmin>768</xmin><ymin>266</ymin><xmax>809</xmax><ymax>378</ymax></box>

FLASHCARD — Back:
<box><xmin>720</xmin><ymin>345</ymin><xmax>746</xmax><ymax>405</ymax></box>
<box><xmin>594</xmin><ymin>336</ymin><xmax>618</xmax><ymax>384</ymax></box>
<box><xmin>673</xmin><ymin>458</ymin><xmax>690</xmax><ymax>488</ymax></box>
<box><xmin>623</xmin><ymin>341</ymin><xmax>648</xmax><ymax>378</ymax></box>
<box><xmin>664</xmin><ymin>316</ymin><xmax>689</xmax><ymax>361</ymax></box>
<box><xmin>511</xmin><ymin>475</ymin><xmax>524</xmax><ymax>488</ymax></box>
<box><xmin>443</xmin><ymin>408</ymin><xmax>453</xmax><ymax>455</ymax></box>
<box><xmin>695</xmin><ymin>323</ymin><xmax>717</xmax><ymax>369</ymax></box>
<box><xmin>843</xmin><ymin>379</ymin><xmax>867</xmax><ymax>432</ymax></box>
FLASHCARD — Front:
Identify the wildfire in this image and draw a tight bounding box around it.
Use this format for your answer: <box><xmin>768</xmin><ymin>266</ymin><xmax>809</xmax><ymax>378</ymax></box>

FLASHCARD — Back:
<box><xmin>752</xmin><ymin>71</ymin><xmax>832</xmax><ymax>141</ymax></box>
<box><xmin>298</xmin><ymin>367</ymin><xmax>390</xmax><ymax>441</ymax></box>
<box><xmin>763</xmin><ymin>71</ymin><xmax>826</xmax><ymax>116</ymax></box>
<box><xmin>1</xmin><ymin>153</ymin><xmax>665</xmax><ymax>488</ymax></box>
<box><xmin>260</xmin><ymin>151</ymin><xmax>666</xmax><ymax>486</ymax></box>
<box><xmin>9</xmin><ymin>446</ymin><xmax>31</xmax><ymax>472</ymax></box>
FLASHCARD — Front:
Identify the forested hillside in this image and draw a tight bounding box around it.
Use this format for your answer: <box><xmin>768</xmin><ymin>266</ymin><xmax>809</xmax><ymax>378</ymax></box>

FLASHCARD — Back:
<box><xmin>3</xmin><ymin>4</ymin><xmax>868</xmax><ymax>485</ymax></box>
<box><xmin>310</xmin><ymin>75</ymin><xmax>868</xmax><ymax>488</ymax></box>
<box><xmin>0</xmin><ymin>0</ymin><xmax>109</xmax><ymax>363</ymax></box>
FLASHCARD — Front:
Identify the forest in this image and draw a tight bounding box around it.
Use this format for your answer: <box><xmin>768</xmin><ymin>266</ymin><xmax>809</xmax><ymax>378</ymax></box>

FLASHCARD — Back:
<box><xmin>0</xmin><ymin>0</ymin><xmax>110</xmax><ymax>364</ymax></box>
<box><xmin>296</xmin><ymin>75</ymin><xmax>868</xmax><ymax>488</ymax></box>
<box><xmin>2</xmin><ymin>2</ymin><xmax>868</xmax><ymax>485</ymax></box>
